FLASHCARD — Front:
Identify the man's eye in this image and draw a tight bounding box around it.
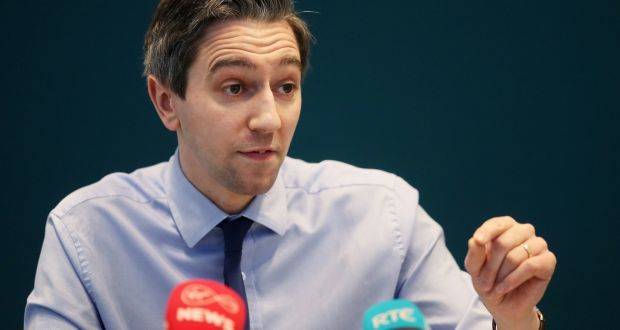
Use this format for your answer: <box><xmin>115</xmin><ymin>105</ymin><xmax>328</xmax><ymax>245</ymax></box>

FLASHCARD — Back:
<box><xmin>278</xmin><ymin>83</ymin><xmax>296</xmax><ymax>94</ymax></box>
<box><xmin>224</xmin><ymin>84</ymin><xmax>243</xmax><ymax>95</ymax></box>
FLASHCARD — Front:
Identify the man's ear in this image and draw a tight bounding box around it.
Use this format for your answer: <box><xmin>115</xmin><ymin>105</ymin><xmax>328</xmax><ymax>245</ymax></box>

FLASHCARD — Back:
<box><xmin>147</xmin><ymin>75</ymin><xmax>180</xmax><ymax>131</ymax></box>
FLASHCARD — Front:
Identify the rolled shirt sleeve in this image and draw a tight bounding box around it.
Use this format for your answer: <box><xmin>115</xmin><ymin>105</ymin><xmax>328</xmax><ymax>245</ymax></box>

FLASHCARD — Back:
<box><xmin>393</xmin><ymin>176</ymin><xmax>492</xmax><ymax>329</ymax></box>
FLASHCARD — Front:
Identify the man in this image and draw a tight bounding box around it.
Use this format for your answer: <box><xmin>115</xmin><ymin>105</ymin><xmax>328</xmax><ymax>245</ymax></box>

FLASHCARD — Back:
<box><xmin>25</xmin><ymin>0</ymin><xmax>556</xmax><ymax>329</ymax></box>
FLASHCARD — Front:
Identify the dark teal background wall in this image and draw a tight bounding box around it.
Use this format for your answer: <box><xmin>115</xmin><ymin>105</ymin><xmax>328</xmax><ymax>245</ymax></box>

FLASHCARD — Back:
<box><xmin>2</xmin><ymin>1</ymin><xmax>618</xmax><ymax>328</ymax></box>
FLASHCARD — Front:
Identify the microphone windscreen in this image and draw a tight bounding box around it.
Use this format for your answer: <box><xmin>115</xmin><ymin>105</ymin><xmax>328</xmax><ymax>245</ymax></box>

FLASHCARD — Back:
<box><xmin>165</xmin><ymin>279</ymin><xmax>246</xmax><ymax>330</ymax></box>
<box><xmin>362</xmin><ymin>299</ymin><xmax>428</xmax><ymax>330</ymax></box>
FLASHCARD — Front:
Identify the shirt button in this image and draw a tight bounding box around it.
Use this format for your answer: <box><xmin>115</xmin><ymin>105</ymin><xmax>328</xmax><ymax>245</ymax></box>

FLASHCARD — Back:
<box><xmin>241</xmin><ymin>272</ymin><xmax>247</xmax><ymax>281</ymax></box>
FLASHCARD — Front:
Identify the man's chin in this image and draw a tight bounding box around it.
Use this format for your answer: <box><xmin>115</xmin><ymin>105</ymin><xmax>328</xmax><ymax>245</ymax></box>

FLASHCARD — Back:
<box><xmin>230</xmin><ymin>172</ymin><xmax>278</xmax><ymax>196</ymax></box>
<box><xmin>233</xmin><ymin>181</ymin><xmax>275</xmax><ymax>196</ymax></box>
<box><xmin>226</xmin><ymin>159</ymin><xmax>282</xmax><ymax>195</ymax></box>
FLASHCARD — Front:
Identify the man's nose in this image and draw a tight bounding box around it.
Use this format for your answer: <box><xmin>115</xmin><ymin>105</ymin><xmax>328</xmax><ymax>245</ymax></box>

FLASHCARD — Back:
<box><xmin>248</xmin><ymin>88</ymin><xmax>281</xmax><ymax>133</ymax></box>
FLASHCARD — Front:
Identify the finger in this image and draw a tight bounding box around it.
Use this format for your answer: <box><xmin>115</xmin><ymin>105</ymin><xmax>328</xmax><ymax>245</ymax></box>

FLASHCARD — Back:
<box><xmin>473</xmin><ymin>216</ymin><xmax>518</xmax><ymax>245</ymax></box>
<box><xmin>478</xmin><ymin>223</ymin><xmax>535</xmax><ymax>292</ymax></box>
<box><xmin>465</xmin><ymin>237</ymin><xmax>486</xmax><ymax>277</ymax></box>
<box><xmin>496</xmin><ymin>236</ymin><xmax>548</xmax><ymax>282</ymax></box>
<box><xmin>493</xmin><ymin>250</ymin><xmax>557</xmax><ymax>296</ymax></box>
<box><xmin>493</xmin><ymin>277</ymin><xmax>550</xmax><ymax>312</ymax></box>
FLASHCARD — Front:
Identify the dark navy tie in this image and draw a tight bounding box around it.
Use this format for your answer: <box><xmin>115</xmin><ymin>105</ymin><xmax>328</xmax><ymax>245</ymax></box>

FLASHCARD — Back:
<box><xmin>218</xmin><ymin>217</ymin><xmax>253</xmax><ymax>330</ymax></box>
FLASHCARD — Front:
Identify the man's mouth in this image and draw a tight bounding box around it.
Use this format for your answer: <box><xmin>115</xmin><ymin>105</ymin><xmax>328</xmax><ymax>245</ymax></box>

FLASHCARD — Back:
<box><xmin>238</xmin><ymin>148</ymin><xmax>276</xmax><ymax>161</ymax></box>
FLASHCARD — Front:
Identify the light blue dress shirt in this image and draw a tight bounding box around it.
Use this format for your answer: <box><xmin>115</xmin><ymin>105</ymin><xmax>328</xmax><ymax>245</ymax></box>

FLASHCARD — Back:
<box><xmin>25</xmin><ymin>150</ymin><xmax>492</xmax><ymax>329</ymax></box>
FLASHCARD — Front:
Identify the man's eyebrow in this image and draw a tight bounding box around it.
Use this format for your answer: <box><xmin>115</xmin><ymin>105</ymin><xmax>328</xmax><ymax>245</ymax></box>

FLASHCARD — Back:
<box><xmin>209</xmin><ymin>58</ymin><xmax>257</xmax><ymax>74</ymax></box>
<box><xmin>209</xmin><ymin>56</ymin><xmax>302</xmax><ymax>74</ymax></box>
<box><xmin>279</xmin><ymin>56</ymin><xmax>302</xmax><ymax>70</ymax></box>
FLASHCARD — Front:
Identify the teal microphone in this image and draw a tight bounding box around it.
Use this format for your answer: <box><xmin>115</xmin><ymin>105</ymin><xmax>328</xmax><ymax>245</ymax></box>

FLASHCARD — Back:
<box><xmin>362</xmin><ymin>299</ymin><xmax>429</xmax><ymax>330</ymax></box>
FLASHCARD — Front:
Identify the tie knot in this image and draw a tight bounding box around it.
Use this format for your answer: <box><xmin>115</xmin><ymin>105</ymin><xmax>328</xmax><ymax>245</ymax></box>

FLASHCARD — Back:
<box><xmin>218</xmin><ymin>217</ymin><xmax>254</xmax><ymax>253</ymax></box>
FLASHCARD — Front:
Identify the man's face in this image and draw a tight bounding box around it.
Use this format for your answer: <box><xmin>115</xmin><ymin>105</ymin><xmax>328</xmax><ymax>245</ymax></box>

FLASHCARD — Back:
<box><xmin>172</xmin><ymin>19</ymin><xmax>302</xmax><ymax>199</ymax></box>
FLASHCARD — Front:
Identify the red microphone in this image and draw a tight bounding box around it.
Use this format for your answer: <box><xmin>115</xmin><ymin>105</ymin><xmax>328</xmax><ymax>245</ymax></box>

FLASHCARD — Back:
<box><xmin>165</xmin><ymin>279</ymin><xmax>246</xmax><ymax>330</ymax></box>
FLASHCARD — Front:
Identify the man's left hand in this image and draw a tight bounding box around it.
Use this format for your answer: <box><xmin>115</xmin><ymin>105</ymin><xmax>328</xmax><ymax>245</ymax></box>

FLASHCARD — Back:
<box><xmin>464</xmin><ymin>216</ymin><xmax>557</xmax><ymax>330</ymax></box>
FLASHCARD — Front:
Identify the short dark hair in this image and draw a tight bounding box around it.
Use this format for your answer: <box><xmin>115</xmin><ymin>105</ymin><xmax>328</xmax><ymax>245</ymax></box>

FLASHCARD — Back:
<box><xmin>143</xmin><ymin>0</ymin><xmax>313</xmax><ymax>99</ymax></box>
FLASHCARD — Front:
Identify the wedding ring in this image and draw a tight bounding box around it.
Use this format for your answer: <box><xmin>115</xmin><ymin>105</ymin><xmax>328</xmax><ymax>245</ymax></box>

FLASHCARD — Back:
<box><xmin>521</xmin><ymin>243</ymin><xmax>532</xmax><ymax>258</ymax></box>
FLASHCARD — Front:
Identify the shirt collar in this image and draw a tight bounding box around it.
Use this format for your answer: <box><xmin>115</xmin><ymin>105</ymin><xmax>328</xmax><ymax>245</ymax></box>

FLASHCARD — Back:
<box><xmin>164</xmin><ymin>149</ymin><xmax>289</xmax><ymax>248</ymax></box>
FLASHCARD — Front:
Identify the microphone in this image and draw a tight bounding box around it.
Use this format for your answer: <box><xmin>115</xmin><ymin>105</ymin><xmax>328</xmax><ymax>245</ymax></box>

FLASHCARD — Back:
<box><xmin>165</xmin><ymin>279</ymin><xmax>246</xmax><ymax>330</ymax></box>
<box><xmin>362</xmin><ymin>299</ymin><xmax>429</xmax><ymax>330</ymax></box>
